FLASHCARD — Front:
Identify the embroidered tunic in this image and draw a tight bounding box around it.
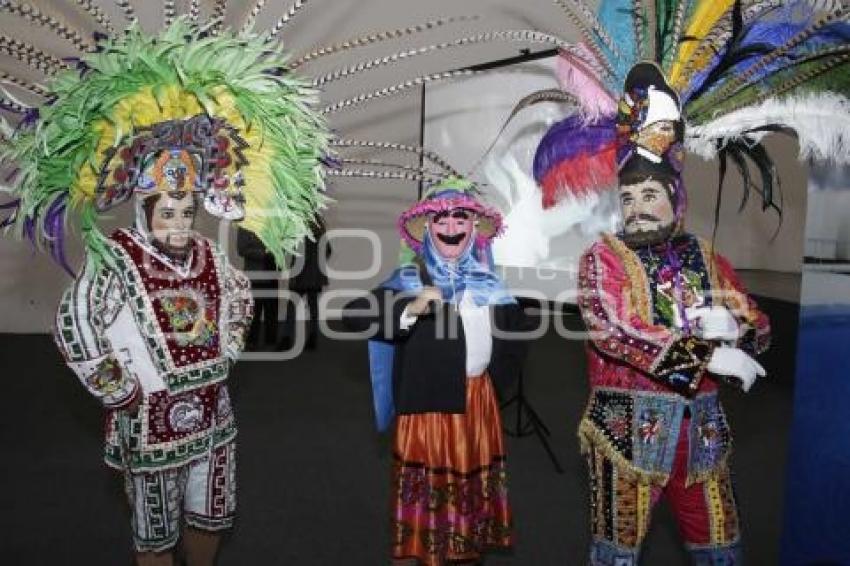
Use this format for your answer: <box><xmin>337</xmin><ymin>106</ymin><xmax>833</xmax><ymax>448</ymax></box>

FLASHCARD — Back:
<box><xmin>54</xmin><ymin>229</ymin><xmax>253</xmax><ymax>472</ymax></box>
<box><xmin>577</xmin><ymin>233</ymin><xmax>770</xmax><ymax>484</ymax></box>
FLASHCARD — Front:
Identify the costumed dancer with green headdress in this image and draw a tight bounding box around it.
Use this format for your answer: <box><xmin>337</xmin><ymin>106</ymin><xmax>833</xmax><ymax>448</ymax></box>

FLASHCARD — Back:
<box><xmin>343</xmin><ymin>178</ymin><xmax>531</xmax><ymax>565</ymax></box>
<box><xmin>0</xmin><ymin>18</ymin><xmax>327</xmax><ymax>564</ymax></box>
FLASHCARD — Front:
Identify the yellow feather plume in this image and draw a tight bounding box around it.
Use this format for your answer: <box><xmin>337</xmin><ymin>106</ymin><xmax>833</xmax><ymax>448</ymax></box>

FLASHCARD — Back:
<box><xmin>72</xmin><ymin>85</ymin><xmax>276</xmax><ymax>211</ymax></box>
<box><xmin>668</xmin><ymin>0</ymin><xmax>735</xmax><ymax>88</ymax></box>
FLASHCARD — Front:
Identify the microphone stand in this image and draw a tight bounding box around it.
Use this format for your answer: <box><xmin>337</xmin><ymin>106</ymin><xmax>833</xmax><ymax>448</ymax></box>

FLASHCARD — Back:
<box><xmin>500</xmin><ymin>368</ymin><xmax>564</xmax><ymax>474</ymax></box>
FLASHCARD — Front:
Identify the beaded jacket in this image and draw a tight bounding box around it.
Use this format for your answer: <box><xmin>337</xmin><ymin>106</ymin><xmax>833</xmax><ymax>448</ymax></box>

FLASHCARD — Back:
<box><xmin>577</xmin><ymin>232</ymin><xmax>770</xmax><ymax>485</ymax></box>
<box><xmin>54</xmin><ymin>228</ymin><xmax>253</xmax><ymax>472</ymax></box>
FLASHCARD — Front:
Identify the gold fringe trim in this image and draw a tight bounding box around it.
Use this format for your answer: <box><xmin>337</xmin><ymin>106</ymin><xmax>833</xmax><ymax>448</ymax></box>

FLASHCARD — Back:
<box><xmin>706</xmin><ymin>474</ymin><xmax>725</xmax><ymax>543</ymax></box>
<box><xmin>578</xmin><ymin>418</ymin><xmax>669</xmax><ymax>486</ymax></box>
<box><xmin>603</xmin><ymin>234</ymin><xmax>653</xmax><ymax>324</ymax></box>
<box><xmin>698</xmin><ymin>237</ymin><xmax>764</xmax><ymax>338</ymax></box>
<box><xmin>579</xmin><ymin>416</ymin><xmax>734</xmax><ymax>489</ymax></box>
<box><xmin>636</xmin><ymin>481</ymin><xmax>650</xmax><ymax>540</ymax></box>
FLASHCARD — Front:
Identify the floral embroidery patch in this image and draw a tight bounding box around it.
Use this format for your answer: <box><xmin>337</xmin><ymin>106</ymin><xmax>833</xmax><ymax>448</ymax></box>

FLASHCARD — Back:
<box><xmin>86</xmin><ymin>357</ymin><xmax>123</xmax><ymax>395</ymax></box>
<box><xmin>588</xmin><ymin>390</ymin><xmax>634</xmax><ymax>459</ymax></box>
<box><xmin>159</xmin><ymin>295</ymin><xmax>218</xmax><ymax>348</ymax></box>
<box><xmin>634</xmin><ymin>235</ymin><xmax>713</xmax><ymax>330</ymax></box>
<box><xmin>697</xmin><ymin>413</ymin><xmax>722</xmax><ymax>449</ymax></box>
<box><xmin>637</xmin><ymin>408</ymin><xmax>664</xmax><ymax>445</ymax></box>
<box><xmin>604</xmin><ymin>406</ymin><xmax>632</xmax><ymax>443</ymax></box>
<box><xmin>631</xmin><ymin>393</ymin><xmax>683</xmax><ymax>474</ymax></box>
<box><xmin>688</xmin><ymin>395</ymin><xmax>731</xmax><ymax>477</ymax></box>
<box><xmin>655</xmin><ymin>267</ymin><xmax>705</xmax><ymax>327</ymax></box>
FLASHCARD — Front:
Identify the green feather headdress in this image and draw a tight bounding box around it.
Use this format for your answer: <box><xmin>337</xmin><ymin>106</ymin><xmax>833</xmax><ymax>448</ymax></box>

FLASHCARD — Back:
<box><xmin>1</xmin><ymin>17</ymin><xmax>328</xmax><ymax>270</ymax></box>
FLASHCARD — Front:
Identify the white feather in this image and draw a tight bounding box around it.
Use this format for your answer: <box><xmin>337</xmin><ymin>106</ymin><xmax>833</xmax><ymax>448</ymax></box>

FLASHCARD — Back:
<box><xmin>686</xmin><ymin>93</ymin><xmax>850</xmax><ymax>164</ymax></box>
<box><xmin>484</xmin><ymin>150</ymin><xmax>618</xmax><ymax>270</ymax></box>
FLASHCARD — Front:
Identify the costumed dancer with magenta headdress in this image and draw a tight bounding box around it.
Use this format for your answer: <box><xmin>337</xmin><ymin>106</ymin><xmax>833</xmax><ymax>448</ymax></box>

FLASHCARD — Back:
<box><xmin>522</xmin><ymin>2</ymin><xmax>850</xmax><ymax>563</ymax></box>
<box><xmin>574</xmin><ymin>63</ymin><xmax>771</xmax><ymax>565</ymax></box>
<box><xmin>343</xmin><ymin>177</ymin><xmax>530</xmax><ymax>565</ymax></box>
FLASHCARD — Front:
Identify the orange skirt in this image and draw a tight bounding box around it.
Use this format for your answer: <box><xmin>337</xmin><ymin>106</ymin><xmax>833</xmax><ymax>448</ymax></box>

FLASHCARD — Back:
<box><xmin>391</xmin><ymin>373</ymin><xmax>512</xmax><ymax>565</ymax></box>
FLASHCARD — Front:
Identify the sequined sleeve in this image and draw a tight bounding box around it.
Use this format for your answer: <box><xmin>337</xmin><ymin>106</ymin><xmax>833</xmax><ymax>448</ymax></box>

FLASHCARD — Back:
<box><xmin>578</xmin><ymin>242</ymin><xmax>713</xmax><ymax>393</ymax></box>
<box><xmin>713</xmin><ymin>253</ymin><xmax>771</xmax><ymax>356</ymax></box>
<box><xmin>221</xmin><ymin>260</ymin><xmax>254</xmax><ymax>362</ymax></box>
<box><xmin>53</xmin><ymin>257</ymin><xmax>139</xmax><ymax>408</ymax></box>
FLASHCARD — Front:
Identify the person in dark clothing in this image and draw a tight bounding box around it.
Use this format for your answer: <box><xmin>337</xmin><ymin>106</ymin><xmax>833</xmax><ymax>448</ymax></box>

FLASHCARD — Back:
<box><xmin>342</xmin><ymin>178</ymin><xmax>531</xmax><ymax>565</ymax></box>
<box><xmin>285</xmin><ymin>217</ymin><xmax>332</xmax><ymax>350</ymax></box>
<box><xmin>237</xmin><ymin>227</ymin><xmax>280</xmax><ymax>350</ymax></box>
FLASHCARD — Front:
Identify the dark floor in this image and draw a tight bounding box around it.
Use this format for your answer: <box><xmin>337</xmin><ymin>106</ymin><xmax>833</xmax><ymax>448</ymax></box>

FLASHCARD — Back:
<box><xmin>0</xmin><ymin>297</ymin><xmax>798</xmax><ymax>565</ymax></box>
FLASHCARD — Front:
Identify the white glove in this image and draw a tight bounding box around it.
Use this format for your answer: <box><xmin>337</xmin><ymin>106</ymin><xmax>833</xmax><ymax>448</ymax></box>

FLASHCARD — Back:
<box><xmin>707</xmin><ymin>346</ymin><xmax>766</xmax><ymax>392</ymax></box>
<box><xmin>687</xmin><ymin>306</ymin><xmax>740</xmax><ymax>342</ymax></box>
<box><xmin>399</xmin><ymin>306</ymin><xmax>418</xmax><ymax>331</ymax></box>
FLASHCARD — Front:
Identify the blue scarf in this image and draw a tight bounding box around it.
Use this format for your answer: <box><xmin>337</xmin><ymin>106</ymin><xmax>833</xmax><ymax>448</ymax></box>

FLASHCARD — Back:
<box><xmin>382</xmin><ymin>230</ymin><xmax>515</xmax><ymax>306</ymax></box>
<box><xmin>368</xmin><ymin>231</ymin><xmax>514</xmax><ymax>431</ymax></box>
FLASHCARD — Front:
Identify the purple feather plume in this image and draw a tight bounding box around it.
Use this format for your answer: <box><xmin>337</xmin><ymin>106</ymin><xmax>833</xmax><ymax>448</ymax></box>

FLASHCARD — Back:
<box><xmin>12</xmin><ymin>108</ymin><xmax>40</xmax><ymax>135</ymax></box>
<box><xmin>320</xmin><ymin>154</ymin><xmax>342</xmax><ymax>169</ymax></box>
<box><xmin>22</xmin><ymin>214</ymin><xmax>36</xmax><ymax>247</ymax></box>
<box><xmin>533</xmin><ymin>115</ymin><xmax>616</xmax><ymax>182</ymax></box>
<box><xmin>44</xmin><ymin>194</ymin><xmax>75</xmax><ymax>276</ymax></box>
<box><xmin>20</xmin><ymin>108</ymin><xmax>39</xmax><ymax>128</ymax></box>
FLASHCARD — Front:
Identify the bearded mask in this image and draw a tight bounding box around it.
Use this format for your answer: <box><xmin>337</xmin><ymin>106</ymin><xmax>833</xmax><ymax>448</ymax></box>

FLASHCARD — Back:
<box><xmin>138</xmin><ymin>190</ymin><xmax>198</xmax><ymax>259</ymax></box>
<box><xmin>618</xmin><ymin>176</ymin><xmax>678</xmax><ymax>247</ymax></box>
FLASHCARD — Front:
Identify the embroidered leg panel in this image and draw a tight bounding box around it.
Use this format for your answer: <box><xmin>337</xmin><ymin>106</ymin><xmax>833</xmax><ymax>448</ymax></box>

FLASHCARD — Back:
<box><xmin>586</xmin><ymin>446</ymin><xmax>656</xmax><ymax>566</ymax></box>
